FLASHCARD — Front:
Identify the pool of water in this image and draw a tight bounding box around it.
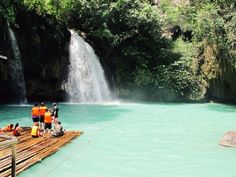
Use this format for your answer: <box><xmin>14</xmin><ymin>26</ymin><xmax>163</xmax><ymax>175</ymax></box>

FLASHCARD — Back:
<box><xmin>1</xmin><ymin>102</ymin><xmax>236</xmax><ymax>177</ymax></box>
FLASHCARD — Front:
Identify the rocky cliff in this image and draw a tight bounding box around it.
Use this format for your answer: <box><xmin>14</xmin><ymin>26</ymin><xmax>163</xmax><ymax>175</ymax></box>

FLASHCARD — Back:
<box><xmin>207</xmin><ymin>61</ymin><xmax>236</xmax><ymax>103</ymax></box>
<box><xmin>0</xmin><ymin>5</ymin><xmax>70</xmax><ymax>103</ymax></box>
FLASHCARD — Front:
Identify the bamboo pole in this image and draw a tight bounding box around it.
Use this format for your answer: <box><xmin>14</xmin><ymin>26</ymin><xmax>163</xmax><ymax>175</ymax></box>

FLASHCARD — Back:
<box><xmin>11</xmin><ymin>144</ymin><xmax>16</xmax><ymax>177</ymax></box>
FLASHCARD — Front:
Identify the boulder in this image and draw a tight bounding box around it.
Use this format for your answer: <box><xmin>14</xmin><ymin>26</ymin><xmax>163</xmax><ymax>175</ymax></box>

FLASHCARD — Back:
<box><xmin>219</xmin><ymin>131</ymin><xmax>236</xmax><ymax>147</ymax></box>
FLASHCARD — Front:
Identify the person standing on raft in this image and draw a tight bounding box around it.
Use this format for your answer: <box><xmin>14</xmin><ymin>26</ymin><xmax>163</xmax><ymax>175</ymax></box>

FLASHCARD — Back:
<box><xmin>52</xmin><ymin>103</ymin><xmax>59</xmax><ymax>123</ymax></box>
<box><xmin>39</xmin><ymin>102</ymin><xmax>47</xmax><ymax>129</ymax></box>
<box><xmin>44</xmin><ymin>109</ymin><xmax>52</xmax><ymax>134</ymax></box>
<box><xmin>32</xmin><ymin>104</ymin><xmax>40</xmax><ymax>125</ymax></box>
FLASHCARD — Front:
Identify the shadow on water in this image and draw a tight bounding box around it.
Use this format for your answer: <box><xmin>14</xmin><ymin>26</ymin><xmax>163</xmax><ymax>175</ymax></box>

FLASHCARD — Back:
<box><xmin>0</xmin><ymin>103</ymin><xmax>132</xmax><ymax>127</ymax></box>
<box><xmin>60</xmin><ymin>103</ymin><xmax>132</xmax><ymax>125</ymax></box>
<box><xmin>0</xmin><ymin>105</ymin><xmax>31</xmax><ymax>117</ymax></box>
<box><xmin>3</xmin><ymin>101</ymin><xmax>236</xmax><ymax>128</ymax></box>
<box><xmin>0</xmin><ymin>107</ymin><xmax>31</xmax><ymax>130</ymax></box>
<box><xmin>127</xmin><ymin>99</ymin><xmax>236</xmax><ymax>113</ymax></box>
<box><xmin>205</xmin><ymin>103</ymin><xmax>236</xmax><ymax>113</ymax></box>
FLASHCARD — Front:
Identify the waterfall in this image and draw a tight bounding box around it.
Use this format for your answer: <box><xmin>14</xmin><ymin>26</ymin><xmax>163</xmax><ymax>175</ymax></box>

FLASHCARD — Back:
<box><xmin>8</xmin><ymin>26</ymin><xmax>27</xmax><ymax>103</ymax></box>
<box><xmin>64</xmin><ymin>30</ymin><xmax>111</xmax><ymax>103</ymax></box>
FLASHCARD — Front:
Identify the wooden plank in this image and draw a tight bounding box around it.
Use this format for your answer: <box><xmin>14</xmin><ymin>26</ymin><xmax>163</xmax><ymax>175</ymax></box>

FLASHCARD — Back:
<box><xmin>0</xmin><ymin>127</ymin><xmax>82</xmax><ymax>177</ymax></box>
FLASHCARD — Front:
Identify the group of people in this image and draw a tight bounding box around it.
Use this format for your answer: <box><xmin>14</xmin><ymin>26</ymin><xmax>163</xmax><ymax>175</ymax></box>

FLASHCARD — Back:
<box><xmin>0</xmin><ymin>102</ymin><xmax>64</xmax><ymax>138</ymax></box>
<box><xmin>31</xmin><ymin>102</ymin><xmax>64</xmax><ymax>138</ymax></box>
<box><xmin>0</xmin><ymin>123</ymin><xmax>22</xmax><ymax>136</ymax></box>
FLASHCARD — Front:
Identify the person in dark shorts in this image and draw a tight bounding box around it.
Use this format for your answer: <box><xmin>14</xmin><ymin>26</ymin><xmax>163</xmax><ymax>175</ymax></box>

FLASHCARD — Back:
<box><xmin>39</xmin><ymin>102</ymin><xmax>47</xmax><ymax>129</ymax></box>
<box><xmin>32</xmin><ymin>103</ymin><xmax>40</xmax><ymax>124</ymax></box>
<box><xmin>44</xmin><ymin>109</ymin><xmax>52</xmax><ymax>134</ymax></box>
<box><xmin>52</xmin><ymin>103</ymin><xmax>59</xmax><ymax>123</ymax></box>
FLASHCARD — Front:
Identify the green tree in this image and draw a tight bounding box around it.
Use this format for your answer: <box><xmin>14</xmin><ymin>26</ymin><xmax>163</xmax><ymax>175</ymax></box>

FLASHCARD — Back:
<box><xmin>0</xmin><ymin>0</ymin><xmax>15</xmax><ymax>22</ymax></box>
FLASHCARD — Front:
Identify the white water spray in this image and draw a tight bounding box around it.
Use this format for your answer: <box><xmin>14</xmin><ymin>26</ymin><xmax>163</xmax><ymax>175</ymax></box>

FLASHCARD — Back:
<box><xmin>8</xmin><ymin>26</ymin><xmax>27</xmax><ymax>103</ymax></box>
<box><xmin>64</xmin><ymin>30</ymin><xmax>111</xmax><ymax>103</ymax></box>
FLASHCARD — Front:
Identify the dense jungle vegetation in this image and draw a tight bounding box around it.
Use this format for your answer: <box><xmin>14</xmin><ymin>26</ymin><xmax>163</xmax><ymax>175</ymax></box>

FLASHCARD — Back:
<box><xmin>1</xmin><ymin>0</ymin><xmax>236</xmax><ymax>102</ymax></box>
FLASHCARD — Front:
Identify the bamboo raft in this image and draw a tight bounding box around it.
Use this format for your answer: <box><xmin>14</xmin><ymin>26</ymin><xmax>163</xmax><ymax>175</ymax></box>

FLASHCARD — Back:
<box><xmin>0</xmin><ymin>127</ymin><xmax>83</xmax><ymax>177</ymax></box>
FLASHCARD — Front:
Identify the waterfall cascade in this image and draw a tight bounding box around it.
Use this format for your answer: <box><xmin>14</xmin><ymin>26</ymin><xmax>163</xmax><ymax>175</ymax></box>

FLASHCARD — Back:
<box><xmin>8</xmin><ymin>26</ymin><xmax>27</xmax><ymax>103</ymax></box>
<box><xmin>64</xmin><ymin>30</ymin><xmax>111</xmax><ymax>103</ymax></box>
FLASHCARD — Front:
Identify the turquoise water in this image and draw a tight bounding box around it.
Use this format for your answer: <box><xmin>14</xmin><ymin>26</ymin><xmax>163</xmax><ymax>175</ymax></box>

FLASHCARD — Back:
<box><xmin>1</xmin><ymin>102</ymin><xmax>236</xmax><ymax>177</ymax></box>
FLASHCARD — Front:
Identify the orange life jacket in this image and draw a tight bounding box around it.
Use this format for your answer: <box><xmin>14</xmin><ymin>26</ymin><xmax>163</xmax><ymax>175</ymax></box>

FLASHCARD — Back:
<box><xmin>44</xmin><ymin>112</ymin><xmax>52</xmax><ymax>123</ymax></box>
<box><xmin>32</xmin><ymin>106</ymin><xmax>39</xmax><ymax>116</ymax></box>
<box><xmin>39</xmin><ymin>106</ymin><xmax>47</xmax><ymax>116</ymax></box>
<box><xmin>31</xmin><ymin>125</ymin><xmax>39</xmax><ymax>136</ymax></box>
<box><xmin>3</xmin><ymin>125</ymin><xmax>13</xmax><ymax>131</ymax></box>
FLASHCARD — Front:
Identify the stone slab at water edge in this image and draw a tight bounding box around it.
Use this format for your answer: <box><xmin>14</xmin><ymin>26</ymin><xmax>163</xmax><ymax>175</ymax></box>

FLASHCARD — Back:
<box><xmin>219</xmin><ymin>131</ymin><xmax>236</xmax><ymax>147</ymax></box>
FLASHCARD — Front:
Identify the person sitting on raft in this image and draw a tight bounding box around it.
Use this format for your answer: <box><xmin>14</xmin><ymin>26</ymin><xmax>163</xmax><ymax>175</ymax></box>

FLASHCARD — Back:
<box><xmin>51</xmin><ymin>121</ymin><xmax>64</xmax><ymax>138</ymax></box>
<box><xmin>13</xmin><ymin>123</ymin><xmax>22</xmax><ymax>136</ymax></box>
<box><xmin>2</xmin><ymin>124</ymin><xmax>14</xmax><ymax>132</ymax></box>
<box><xmin>31</xmin><ymin>123</ymin><xmax>43</xmax><ymax>138</ymax></box>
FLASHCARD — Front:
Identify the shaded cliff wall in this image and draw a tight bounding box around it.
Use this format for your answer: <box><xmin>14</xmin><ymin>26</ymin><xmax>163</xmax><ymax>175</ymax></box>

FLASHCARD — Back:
<box><xmin>0</xmin><ymin>5</ymin><xmax>70</xmax><ymax>103</ymax></box>
<box><xmin>0</xmin><ymin>18</ymin><xmax>14</xmax><ymax>103</ymax></box>
<box><xmin>207</xmin><ymin>60</ymin><xmax>236</xmax><ymax>103</ymax></box>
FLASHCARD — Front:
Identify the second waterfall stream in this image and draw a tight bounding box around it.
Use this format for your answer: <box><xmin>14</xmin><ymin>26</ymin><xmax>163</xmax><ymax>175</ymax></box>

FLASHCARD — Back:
<box><xmin>64</xmin><ymin>30</ymin><xmax>111</xmax><ymax>103</ymax></box>
<box><xmin>8</xmin><ymin>25</ymin><xmax>27</xmax><ymax>103</ymax></box>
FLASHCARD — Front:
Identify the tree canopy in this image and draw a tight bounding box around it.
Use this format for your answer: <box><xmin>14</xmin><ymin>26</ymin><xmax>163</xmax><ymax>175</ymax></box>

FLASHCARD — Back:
<box><xmin>2</xmin><ymin>0</ymin><xmax>236</xmax><ymax>101</ymax></box>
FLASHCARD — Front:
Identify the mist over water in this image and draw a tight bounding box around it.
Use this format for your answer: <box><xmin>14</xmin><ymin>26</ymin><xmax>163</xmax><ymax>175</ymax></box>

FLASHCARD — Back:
<box><xmin>64</xmin><ymin>30</ymin><xmax>111</xmax><ymax>103</ymax></box>
<box><xmin>8</xmin><ymin>26</ymin><xmax>27</xmax><ymax>104</ymax></box>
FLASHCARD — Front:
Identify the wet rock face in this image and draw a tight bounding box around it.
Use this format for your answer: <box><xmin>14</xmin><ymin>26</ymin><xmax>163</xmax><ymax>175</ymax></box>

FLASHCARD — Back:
<box><xmin>0</xmin><ymin>59</ymin><xmax>9</xmax><ymax>102</ymax></box>
<box><xmin>0</xmin><ymin>19</ymin><xmax>12</xmax><ymax>103</ymax></box>
<box><xmin>207</xmin><ymin>61</ymin><xmax>236</xmax><ymax>103</ymax></box>
<box><xmin>0</xmin><ymin>7</ymin><xmax>70</xmax><ymax>103</ymax></box>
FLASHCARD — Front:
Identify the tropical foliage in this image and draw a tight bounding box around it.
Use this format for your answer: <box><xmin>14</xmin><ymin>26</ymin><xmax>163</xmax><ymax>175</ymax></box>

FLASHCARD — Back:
<box><xmin>2</xmin><ymin>0</ymin><xmax>236</xmax><ymax>101</ymax></box>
